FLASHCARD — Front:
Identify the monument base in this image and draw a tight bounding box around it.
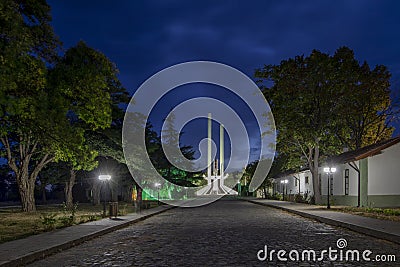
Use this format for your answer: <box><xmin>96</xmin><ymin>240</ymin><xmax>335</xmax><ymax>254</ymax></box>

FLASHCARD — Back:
<box><xmin>196</xmin><ymin>176</ymin><xmax>238</xmax><ymax>196</ymax></box>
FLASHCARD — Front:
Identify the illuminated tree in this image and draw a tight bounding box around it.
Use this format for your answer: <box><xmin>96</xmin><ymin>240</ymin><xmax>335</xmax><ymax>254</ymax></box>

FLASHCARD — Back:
<box><xmin>256</xmin><ymin>47</ymin><xmax>395</xmax><ymax>204</ymax></box>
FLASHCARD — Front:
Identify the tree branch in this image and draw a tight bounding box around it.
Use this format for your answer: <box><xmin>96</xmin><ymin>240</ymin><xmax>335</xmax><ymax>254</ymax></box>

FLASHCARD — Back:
<box><xmin>1</xmin><ymin>136</ymin><xmax>18</xmax><ymax>173</ymax></box>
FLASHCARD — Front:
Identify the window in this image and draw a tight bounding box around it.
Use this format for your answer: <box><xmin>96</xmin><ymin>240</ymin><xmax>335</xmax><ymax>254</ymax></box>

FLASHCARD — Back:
<box><xmin>305</xmin><ymin>176</ymin><xmax>309</xmax><ymax>184</ymax></box>
<box><xmin>344</xmin><ymin>169</ymin><xmax>349</xmax><ymax>195</ymax></box>
<box><xmin>295</xmin><ymin>179</ymin><xmax>298</xmax><ymax>186</ymax></box>
<box><xmin>330</xmin><ymin>174</ymin><xmax>334</xmax><ymax>195</ymax></box>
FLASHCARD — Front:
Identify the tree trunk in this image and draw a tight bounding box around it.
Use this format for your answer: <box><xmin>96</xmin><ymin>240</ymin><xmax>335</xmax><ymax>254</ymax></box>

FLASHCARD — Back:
<box><xmin>92</xmin><ymin>182</ymin><xmax>101</xmax><ymax>205</ymax></box>
<box><xmin>19</xmin><ymin>179</ymin><xmax>36</xmax><ymax>212</ymax></box>
<box><xmin>1</xmin><ymin>136</ymin><xmax>53</xmax><ymax>212</ymax></box>
<box><xmin>16</xmin><ymin>164</ymin><xmax>38</xmax><ymax>212</ymax></box>
<box><xmin>64</xmin><ymin>170</ymin><xmax>76</xmax><ymax>208</ymax></box>
<box><xmin>110</xmin><ymin>181</ymin><xmax>117</xmax><ymax>202</ymax></box>
<box><xmin>311</xmin><ymin>142</ymin><xmax>322</xmax><ymax>204</ymax></box>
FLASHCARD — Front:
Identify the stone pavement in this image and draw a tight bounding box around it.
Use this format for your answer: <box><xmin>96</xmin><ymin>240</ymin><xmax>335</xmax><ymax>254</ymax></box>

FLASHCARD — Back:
<box><xmin>26</xmin><ymin>199</ymin><xmax>399</xmax><ymax>266</ymax></box>
<box><xmin>243</xmin><ymin>198</ymin><xmax>400</xmax><ymax>245</ymax></box>
<box><xmin>0</xmin><ymin>205</ymin><xmax>174</xmax><ymax>267</ymax></box>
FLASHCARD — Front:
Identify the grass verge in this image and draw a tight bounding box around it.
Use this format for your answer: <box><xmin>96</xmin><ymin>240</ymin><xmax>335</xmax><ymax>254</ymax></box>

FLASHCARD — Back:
<box><xmin>0</xmin><ymin>201</ymin><xmax>158</xmax><ymax>244</ymax></box>
<box><xmin>332</xmin><ymin>206</ymin><xmax>400</xmax><ymax>222</ymax></box>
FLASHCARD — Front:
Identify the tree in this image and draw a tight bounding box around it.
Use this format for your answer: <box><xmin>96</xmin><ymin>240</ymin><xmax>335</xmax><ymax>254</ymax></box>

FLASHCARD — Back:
<box><xmin>0</xmin><ymin>2</ymin><xmax>123</xmax><ymax>212</ymax></box>
<box><xmin>255</xmin><ymin>47</ymin><xmax>395</xmax><ymax>204</ymax></box>
<box><xmin>0</xmin><ymin>0</ymin><xmax>60</xmax><ymax>211</ymax></box>
<box><xmin>50</xmin><ymin>41</ymin><xmax>126</xmax><ymax>208</ymax></box>
<box><xmin>37</xmin><ymin>162</ymin><xmax>60</xmax><ymax>204</ymax></box>
<box><xmin>159</xmin><ymin>113</ymin><xmax>196</xmax><ymax>187</ymax></box>
<box><xmin>331</xmin><ymin>47</ymin><xmax>395</xmax><ymax>149</ymax></box>
<box><xmin>242</xmin><ymin>161</ymin><xmax>259</xmax><ymax>196</ymax></box>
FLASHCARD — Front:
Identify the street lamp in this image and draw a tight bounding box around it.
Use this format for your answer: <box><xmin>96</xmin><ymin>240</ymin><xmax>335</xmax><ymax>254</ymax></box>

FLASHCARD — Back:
<box><xmin>280</xmin><ymin>179</ymin><xmax>288</xmax><ymax>201</ymax></box>
<box><xmin>323</xmin><ymin>167</ymin><xmax>336</xmax><ymax>209</ymax></box>
<box><xmin>155</xmin><ymin>182</ymin><xmax>161</xmax><ymax>205</ymax></box>
<box><xmin>99</xmin><ymin>175</ymin><xmax>111</xmax><ymax>217</ymax></box>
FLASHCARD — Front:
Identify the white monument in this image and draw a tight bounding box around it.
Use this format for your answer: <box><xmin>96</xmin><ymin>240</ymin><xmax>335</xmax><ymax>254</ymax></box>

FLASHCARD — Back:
<box><xmin>196</xmin><ymin>113</ymin><xmax>238</xmax><ymax>196</ymax></box>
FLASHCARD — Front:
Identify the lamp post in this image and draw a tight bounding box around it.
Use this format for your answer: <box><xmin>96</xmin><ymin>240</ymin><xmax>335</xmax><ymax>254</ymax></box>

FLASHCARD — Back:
<box><xmin>280</xmin><ymin>179</ymin><xmax>288</xmax><ymax>201</ymax></box>
<box><xmin>323</xmin><ymin>167</ymin><xmax>336</xmax><ymax>209</ymax></box>
<box><xmin>99</xmin><ymin>174</ymin><xmax>111</xmax><ymax>217</ymax></box>
<box><xmin>155</xmin><ymin>182</ymin><xmax>161</xmax><ymax>205</ymax></box>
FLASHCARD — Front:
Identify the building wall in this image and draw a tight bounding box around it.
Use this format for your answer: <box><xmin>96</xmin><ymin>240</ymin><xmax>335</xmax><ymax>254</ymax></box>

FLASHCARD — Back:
<box><xmin>271</xmin><ymin>142</ymin><xmax>400</xmax><ymax>207</ymax></box>
<box><xmin>368</xmin><ymin>142</ymin><xmax>400</xmax><ymax>195</ymax></box>
<box><xmin>274</xmin><ymin>170</ymin><xmax>313</xmax><ymax>196</ymax></box>
<box><xmin>299</xmin><ymin>170</ymin><xmax>313</xmax><ymax>195</ymax></box>
<box><xmin>320</xmin><ymin>164</ymin><xmax>359</xmax><ymax>197</ymax></box>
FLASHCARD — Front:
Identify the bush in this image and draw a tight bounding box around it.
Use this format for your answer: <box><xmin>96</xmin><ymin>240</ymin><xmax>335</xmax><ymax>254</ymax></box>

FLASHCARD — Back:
<box><xmin>294</xmin><ymin>193</ymin><xmax>304</xmax><ymax>203</ymax></box>
<box><xmin>59</xmin><ymin>202</ymin><xmax>79</xmax><ymax>227</ymax></box>
<box><xmin>270</xmin><ymin>193</ymin><xmax>282</xmax><ymax>201</ymax></box>
<box><xmin>40</xmin><ymin>213</ymin><xmax>57</xmax><ymax>230</ymax></box>
<box><xmin>88</xmin><ymin>214</ymin><xmax>100</xmax><ymax>221</ymax></box>
<box><xmin>59</xmin><ymin>216</ymin><xmax>74</xmax><ymax>227</ymax></box>
<box><xmin>381</xmin><ymin>209</ymin><xmax>400</xmax><ymax>216</ymax></box>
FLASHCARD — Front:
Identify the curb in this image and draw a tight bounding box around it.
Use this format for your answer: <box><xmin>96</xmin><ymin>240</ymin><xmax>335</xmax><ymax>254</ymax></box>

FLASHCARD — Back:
<box><xmin>244</xmin><ymin>199</ymin><xmax>400</xmax><ymax>245</ymax></box>
<box><xmin>0</xmin><ymin>205</ymin><xmax>175</xmax><ymax>267</ymax></box>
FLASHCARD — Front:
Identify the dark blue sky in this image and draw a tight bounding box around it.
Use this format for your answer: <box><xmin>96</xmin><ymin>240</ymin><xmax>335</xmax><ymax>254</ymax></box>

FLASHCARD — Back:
<box><xmin>48</xmin><ymin>0</ymin><xmax>400</xmax><ymax>151</ymax></box>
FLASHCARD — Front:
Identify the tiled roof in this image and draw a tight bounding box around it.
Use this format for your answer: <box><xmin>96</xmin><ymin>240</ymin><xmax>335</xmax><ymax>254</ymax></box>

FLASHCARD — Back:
<box><xmin>328</xmin><ymin>136</ymin><xmax>400</xmax><ymax>164</ymax></box>
<box><xmin>271</xmin><ymin>136</ymin><xmax>400</xmax><ymax>178</ymax></box>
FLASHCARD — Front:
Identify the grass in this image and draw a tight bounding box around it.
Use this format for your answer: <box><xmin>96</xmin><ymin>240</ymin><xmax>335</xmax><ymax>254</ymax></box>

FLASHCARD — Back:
<box><xmin>332</xmin><ymin>206</ymin><xmax>400</xmax><ymax>222</ymax></box>
<box><xmin>0</xmin><ymin>201</ymin><xmax>158</xmax><ymax>244</ymax></box>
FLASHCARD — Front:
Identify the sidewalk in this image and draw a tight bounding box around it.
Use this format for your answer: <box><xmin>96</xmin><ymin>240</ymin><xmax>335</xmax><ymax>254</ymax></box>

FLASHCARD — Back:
<box><xmin>243</xmin><ymin>198</ymin><xmax>400</xmax><ymax>245</ymax></box>
<box><xmin>0</xmin><ymin>205</ymin><xmax>174</xmax><ymax>267</ymax></box>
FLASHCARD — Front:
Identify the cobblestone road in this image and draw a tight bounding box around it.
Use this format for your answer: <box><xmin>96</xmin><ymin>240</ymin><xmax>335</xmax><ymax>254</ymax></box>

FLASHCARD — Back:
<box><xmin>29</xmin><ymin>199</ymin><xmax>399</xmax><ymax>266</ymax></box>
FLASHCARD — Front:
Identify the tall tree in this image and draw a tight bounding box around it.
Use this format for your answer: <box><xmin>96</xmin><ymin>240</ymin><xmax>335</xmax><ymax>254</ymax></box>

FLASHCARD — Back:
<box><xmin>50</xmin><ymin>41</ymin><xmax>128</xmax><ymax>208</ymax></box>
<box><xmin>160</xmin><ymin>113</ymin><xmax>196</xmax><ymax>187</ymax></box>
<box><xmin>332</xmin><ymin>47</ymin><xmax>395</xmax><ymax>149</ymax></box>
<box><xmin>255</xmin><ymin>47</ymin><xmax>395</xmax><ymax>204</ymax></box>
<box><xmin>0</xmin><ymin>0</ymin><xmax>60</xmax><ymax>211</ymax></box>
<box><xmin>0</xmin><ymin>1</ymin><xmax>122</xmax><ymax>212</ymax></box>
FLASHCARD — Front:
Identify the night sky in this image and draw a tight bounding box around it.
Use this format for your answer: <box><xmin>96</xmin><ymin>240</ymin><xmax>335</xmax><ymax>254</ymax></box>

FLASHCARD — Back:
<box><xmin>47</xmin><ymin>0</ymin><xmax>400</xmax><ymax>164</ymax></box>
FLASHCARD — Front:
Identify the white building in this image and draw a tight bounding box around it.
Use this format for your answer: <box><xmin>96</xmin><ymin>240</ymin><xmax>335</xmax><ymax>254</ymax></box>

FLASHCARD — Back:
<box><xmin>268</xmin><ymin>136</ymin><xmax>400</xmax><ymax>207</ymax></box>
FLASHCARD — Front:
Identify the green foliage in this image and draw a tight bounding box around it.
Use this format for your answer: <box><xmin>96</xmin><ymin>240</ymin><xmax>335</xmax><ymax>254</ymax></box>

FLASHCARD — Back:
<box><xmin>40</xmin><ymin>213</ymin><xmax>57</xmax><ymax>230</ymax></box>
<box><xmin>87</xmin><ymin>214</ymin><xmax>101</xmax><ymax>222</ymax></box>
<box><xmin>0</xmin><ymin>0</ymin><xmax>62</xmax><ymax>211</ymax></box>
<box><xmin>49</xmin><ymin>41</ymin><xmax>119</xmax><ymax>131</ymax></box>
<box><xmin>243</xmin><ymin>161</ymin><xmax>258</xmax><ymax>184</ymax></box>
<box><xmin>255</xmin><ymin>47</ymin><xmax>395</xmax><ymax>202</ymax></box>
<box><xmin>256</xmin><ymin>46</ymin><xmax>395</xmax><ymax>160</ymax></box>
<box><xmin>294</xmin><ymin>193</ymin><xmax>305</xmax><ymax>203</ymax></box>
<box><xmin>62</xmin><ymin>201</ymin><xmax>79</xmax><ymax>216</ymax></box>
<box><xmin>271</xmin><ymin>193</ymin><xmax>282</xmax><ymax>201</ymax></box>
<box><xmin>49</xmin><ymin>41</ymin><xmax>127</xmax><ymax>170</ymax></box>
<box><xmin>145</xmin><ymin>116</ymin><xmax>199</xmax><ymax>187</ymax></box>
<box><xmin>364</xmin><ymin>207</ymin><xmax>400</xmax><ymax>216</ymax></box>
<box><xmin>59</xmin><ymin>202</ymin><xmax>78</xmax><ymax>226</ymax></box>
<box><xmin>329</xmin><ymin>47</ymin><xmax>394</xmax><ymax>149</ymax></box>
<box><xmin>383</xmin><ymin>209</ymin><xmax>400</xmax><ymax>216</ymax></box>
<box><xmin>0</xmin><ymin>1</ymin><xmax>128</xmax><ymax>212</ymax></box>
